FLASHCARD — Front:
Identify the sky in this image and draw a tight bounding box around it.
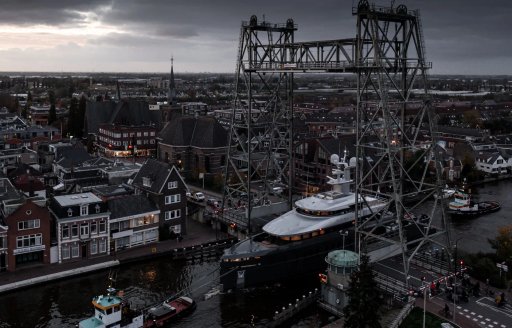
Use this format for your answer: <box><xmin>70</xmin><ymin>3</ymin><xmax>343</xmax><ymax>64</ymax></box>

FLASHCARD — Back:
<box><xmin>0</xmin><ymin>0</ymin><xmax>510</xmax><ymax>75</ymax></box>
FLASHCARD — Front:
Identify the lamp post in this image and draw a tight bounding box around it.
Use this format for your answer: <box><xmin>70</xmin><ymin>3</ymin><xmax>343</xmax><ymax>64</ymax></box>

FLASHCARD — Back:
<box><xmin>340</xmin><ymin>230</ymin><xmax>349</xmax><ymax>250</ymax></box>
<box><xmin>453</xmin><ymin>237</ymin><xmax>463</xmax><ymax>322</ymax></box>
<box><xmin>422</xmin><ymin>276</ymin><xmax>427</xmax><ymax>328</ymax></box>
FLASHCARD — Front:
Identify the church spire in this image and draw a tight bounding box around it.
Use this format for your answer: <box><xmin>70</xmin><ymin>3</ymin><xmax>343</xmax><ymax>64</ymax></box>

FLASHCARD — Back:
<box><xmin>168</xmin><ymin>56</ymin><xmax>176</xmax><ymax>104</ymax></box>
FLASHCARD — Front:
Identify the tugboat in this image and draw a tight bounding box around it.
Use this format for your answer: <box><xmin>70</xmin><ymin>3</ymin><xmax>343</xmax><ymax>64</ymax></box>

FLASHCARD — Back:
<box><xmin>78</xmin><ymin>274</ymin><xmax>195</xmax><ymax>328</ymax></box>
<box><xmin>220</xmin><ymin>152</ymin><xmax>388</xmax><ymax>291</ymax></box>
<box><xmin>78</xmin><ymin>286</ymin><xmax>144</xmax><ymax>328</ymax></box>
<box><xmin>447</xmin><ymin>181</ymin><xmax>500</xmax><ymax>218</ymax></box>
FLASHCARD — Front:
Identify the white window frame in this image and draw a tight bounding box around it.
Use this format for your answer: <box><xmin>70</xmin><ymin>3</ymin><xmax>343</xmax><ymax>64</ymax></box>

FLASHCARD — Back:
<box><xmin>99</xmin><ymin>239</ymin><xmax>106</xmax><ymax>253</ymax></box>
<box><xmin>165</xmin><ymin>209</ymin><xmax>181</xmax><ymax>220</ymax></box>
<box><xmin>90</xmin><ymin>240</ymin><xmax>97</xmax><ymax>255</ymax></box>
<box><xmin>80</xmin><ymin>223</ymin><xmax>89</xmax><ymax>238</ymax></box>
<box><xmin>168</xmin><ymin>181</ymin><xmax>178</xmax><ymax>189</ymax></box>
<box><xmin>165</xmin><ymin>194</ymin><xmax>181</xmax><ymax>205</ymax></box>
<box><xmin>99</xmin><ymin>221</ymin><xmax>106</xmax><ymax>233</ymax></box>
<box><xmin>81</xmin><ymin>205</ymin><xmax>88</xmax><ymax>216</ymax></box>
<box><xmin>62</xmin><ymin>245</ymin><xmax>70</xmax><ymax>259</ymax></box>
<box><xmin>71</xmin><ymin>244</ymin><xmax>79</xmax><ymax>258</ymax></box>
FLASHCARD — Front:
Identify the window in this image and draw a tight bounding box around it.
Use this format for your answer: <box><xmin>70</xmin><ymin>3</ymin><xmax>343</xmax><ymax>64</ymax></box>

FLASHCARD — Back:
<box><xmin>131</xmin><ymin>232</ymin><xmax>144</xmax><ymax>245</ymax></box>
<box><xmin>62</xmin><ymin>225</ymin><xmax>69</xmax><ymax>239</ymax></box>
<box><xmin>71</xmin><ymin>244</ymin><xmax>79</xmax><ymax>258</ymax></box>
<box><xmin>170</xmin><ymin>224</ymin><xmax>181</xmax><ymax>234</ymax></box>
<box><xmin>150</xmin><ymin>131</ymin><xmax>155</xmax><ymax>136</ymax></box>
<box><xmin>18</xmin><ymin>219</ymin><xmax>40</xmax><ymax>230</ymax></box>
<box><xmin>165</xmin><ymin>194</ymin><xmax>181</xmax><ymax>205</ymax></box>
<box><xmin>16</xmin><ymin>234</ymin><xmax>42</xmax><ymax>248</ymax></box>
<box><xmin>99</xmin><ymin>221</ymin><xmax>106</xmax><ymax>233</ymax></box>
<box><xmin>119</xmin><ymin>220</ymin><xmax>130</xmax><ymax>230</ymax></box>
<box><xmin>144</xmin><ymin>131</ymin><xmax>149</xmax><ymax>136</ymax></box>
<box><xmin>67</xmin><ymin>208</ymin><xmax>73</xmax><ymax>217</ymax></box>
<box><xmin>168</xmin><ymin>181</ymin><xmax>178</xmax><ymax>189</ymax></box>
<box><xmin>142</xmin><ymin>177</ymin><xmax>152</xmax><ymax>187</ymax></box>
<box><xmin>95</xmin><ymin>204</ymin><xmax>101</xmax><ymax>213</ymax></box>
<box><xmin>90</xmin><ymin>240</ymin><xmax>97</xmax><ymax>255</ymax></box>
<box><xmin>165</xmin><ymin>209</ymin><xmax>181</xmax><ymax>220</ymax></box>
<box><xmin>91</xmin><ymin>222</ymin><xmax>97</xmax><ymax>234</ymax></box>
<box><xmin>62</xmin><ymin>246</ymin><xmax>70</xmax><ymax>259</ymax></box>
<box><xmin>80</xmin><ymin>223</ymin><xmax>89</xmax><ymax>238</ymax></box>
<box><xmin>71</xmin><ymin>224</ymin><xmax>78</xmax><ymax>237</ymax></box>
<box><xmin>81</xmin><ymin>205</ymin><xmax>88</xmax><ymax>216</ymax></box>
<box><xmin>99</xmin><ymin>239</ymin><xmax>106</xmax><ymax>253</ymax></box>
<box><xmin>137</xmin><ymin>132</ymin><xmax>141</xmax><ymax>137</ymax></box>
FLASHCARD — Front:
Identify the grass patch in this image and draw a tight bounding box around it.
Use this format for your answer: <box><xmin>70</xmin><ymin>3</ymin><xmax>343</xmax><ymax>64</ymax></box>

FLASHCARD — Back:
<box><xmin>399</xmin><ymin>307</ymin><xmax>448</xmax><ymax>328</ymax></box>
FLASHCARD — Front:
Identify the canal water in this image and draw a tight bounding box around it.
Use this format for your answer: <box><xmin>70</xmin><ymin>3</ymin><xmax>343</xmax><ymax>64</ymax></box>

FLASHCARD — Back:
<box><xmin>1</xmin><ymin>180</ymin><xmax>511</xmax><ymax>327</ymax></box>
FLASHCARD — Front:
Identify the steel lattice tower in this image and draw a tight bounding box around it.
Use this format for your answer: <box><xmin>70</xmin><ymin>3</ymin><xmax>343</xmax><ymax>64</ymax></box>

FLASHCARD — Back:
<box><xmin>353</xmin><ymin>1</ymin><xmax>452</xmax><ymax>282</ymax></box>
<box><xmin>221</xmin><ymin>16</ymin><xmax>296</xmax><ymax>235</ymax></box>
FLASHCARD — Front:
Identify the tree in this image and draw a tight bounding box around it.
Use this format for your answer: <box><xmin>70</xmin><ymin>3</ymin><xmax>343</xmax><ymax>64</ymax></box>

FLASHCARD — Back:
<box><xmin>343</xmin><ymin>253</ymin><xmax>382</xmax><ymax>328</ymax></box>
<box><xmin>68</xmin><ymin>97</ymin><xmax>78</xmax><ymax>137</ymax></box>
<box><xmin>489</xmin><ymin>225</ymin><xmax>512</xmax><ymax>262</ymax></box>
<box><xmin>48</xmin><ymin>104</ymin><xmax>57</xmax><ymax>125</ymax></box>
<box><xmin>77</xmin><ymin>96</ymin><xmax>87</xmax><ymax>138</ymax></box>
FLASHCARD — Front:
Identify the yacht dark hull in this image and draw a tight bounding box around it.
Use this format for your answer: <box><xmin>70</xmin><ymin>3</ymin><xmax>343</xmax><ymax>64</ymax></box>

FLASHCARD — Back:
<box><xmin>220</xmin><ymin>230</ymin><xmax>353</xmax><ymax>291</ymax></box>
<box><xmin>220</xmin><ymin>222</ymin><xmax>429</xmax><ymax>291</ymax></box>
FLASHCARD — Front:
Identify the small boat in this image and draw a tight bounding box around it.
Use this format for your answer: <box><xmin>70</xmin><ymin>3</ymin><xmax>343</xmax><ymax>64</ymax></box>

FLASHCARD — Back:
<box><xmin>144</xmin><ymin>296</ymin><xmax>196</xmax><ymax>327</ymax></box>
<box><xmin>447</xmin><ymin>186</ymin><xmax>500</xmax><ymax>218</ymax></box>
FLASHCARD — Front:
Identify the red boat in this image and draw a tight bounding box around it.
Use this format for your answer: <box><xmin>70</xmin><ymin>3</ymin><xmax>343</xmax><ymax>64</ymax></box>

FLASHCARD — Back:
<box><xmin>144</xmin><ymin>296</ymin><xmax>196</xmax><ymax>327</ymax></box>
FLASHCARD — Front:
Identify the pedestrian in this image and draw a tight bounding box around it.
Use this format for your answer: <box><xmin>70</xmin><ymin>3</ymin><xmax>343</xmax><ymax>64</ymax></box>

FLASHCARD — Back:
<box><xmin>444</xmin><ymin>303</ymin><xmax>450</xmax><ymax>317</ymax></box>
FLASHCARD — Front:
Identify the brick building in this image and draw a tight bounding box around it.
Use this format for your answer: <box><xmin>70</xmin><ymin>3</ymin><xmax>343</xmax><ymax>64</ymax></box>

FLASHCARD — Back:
<box><xmin>4</xmin><ymin>200</ymin><xmax>51</xmax><ymax>272</ymax></box>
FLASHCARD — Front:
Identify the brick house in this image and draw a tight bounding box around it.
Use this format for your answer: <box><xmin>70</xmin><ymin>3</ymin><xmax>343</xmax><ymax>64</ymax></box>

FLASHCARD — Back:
<box><xmin>131</xmin><ymin>159</ymin><xmax>188</xmax><ymax>236</ymax></box>
<box><xmin>0</xmin><ymin>223</ymin><xmax>8</xmax><ymax>271</ymax></box>
<box><xmin>3</xmin><ymin>200</ymin><xmax>51</xmax><ymax>272</ymax></box>
<box><xmin>49</xmin><ymin>192</ymin><xmax>110</xmax><ymax>263</ymax></box>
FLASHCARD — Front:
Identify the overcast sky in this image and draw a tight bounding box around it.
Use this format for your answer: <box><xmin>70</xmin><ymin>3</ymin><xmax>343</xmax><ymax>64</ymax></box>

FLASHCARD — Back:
<box><xmin>0</xmin><ymin>0</ymin><xmax>510</xmax><ymax>75</ymax></box>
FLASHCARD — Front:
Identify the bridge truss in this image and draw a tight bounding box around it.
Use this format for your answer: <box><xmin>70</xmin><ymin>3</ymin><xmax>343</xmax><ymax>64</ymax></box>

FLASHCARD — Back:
<box><xmin>222</xmin><ymin>1</ymin><xmax>454</xmax><ymax>284</ymax></box>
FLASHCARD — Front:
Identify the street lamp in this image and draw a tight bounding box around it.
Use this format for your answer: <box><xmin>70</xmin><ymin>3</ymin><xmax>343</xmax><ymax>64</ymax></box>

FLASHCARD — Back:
<box><xmin>453</xmin><ymin>237</ymin><xmax>463</xmax><ymax>322</ymax></box>
<box><xmin>339</xmin><ymin>230</ymin><xmax>349</xmax><ymax>250</ymax></box>
<box><xmin>422</xmin><ymin>276</ymin><xmax>427</xmax><ymax>328</ymax></box>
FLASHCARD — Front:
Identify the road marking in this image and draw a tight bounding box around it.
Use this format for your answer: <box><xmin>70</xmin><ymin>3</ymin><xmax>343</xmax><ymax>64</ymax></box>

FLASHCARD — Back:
<box><xmin>482</xmin><ymin>322</ymin><xmax>487</xmax><ymax>325</ymax></box>
<box><xmin>479</xmin><ymin>315</ymin><xmax>483</xmax><ymax>318</ymax></box>
<box><xmin>487</xmin><ymin>318</ymin><xmax>492</xmax><ymax>321</ymax></box>
<box><xmin>494</xmin><ymin>322</ymin><xmax>498</xmax><ymax>325</ymax></box>
<box><xmin>489</xmin><ymin>325</ymin><xmax>494</xmax><ymax>328</ymax></box>
<box><xmin>473</xmin><ymin>318</ymin><xmax>478</xmax><ymax>321</ymax></box>
<box><xmin>471</xmin><ymin>312</ymin><xmax>476</xmax><ymax>315</ymax></box>
<box><xmin>465</xmin><ymin>314</ymin><xmax>470</xmax><ymax>318</ymax></box>
<box><xmin>464</xmin><ymin>308</ymin><xmax>469</xmax><ymax>312</ymax></box>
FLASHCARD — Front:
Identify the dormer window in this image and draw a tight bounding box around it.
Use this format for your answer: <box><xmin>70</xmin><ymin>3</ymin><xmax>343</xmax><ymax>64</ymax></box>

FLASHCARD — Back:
<box><xmin>168</xmin><ymin>181</ymin><xmax>178</xmax><ymax>189</ymax></box>
<box><xmin>95</xmin><ymin>204</ymin><xmax>101</xmax><ymax>213</ymax></box>
<box><xmin>142</xmin><ymin>177</ymin><xmax>153</xmax><ymax>187</ymax></box>
<box><xmin>67</xmin><ymin>208</ymin><xmax>73</xmax><ymax>217</ymax></box>
<box><xmin>81</xmin><ymin>205</ymin><xmax>88</xmax><ymax>216</ymax></box>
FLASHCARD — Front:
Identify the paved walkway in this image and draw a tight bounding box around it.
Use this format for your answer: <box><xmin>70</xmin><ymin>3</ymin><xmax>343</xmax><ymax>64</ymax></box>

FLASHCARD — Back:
<box><xmin>0</xmin><ymin>219</ymin><xmax>226</xmax><ymax>293</ymax></box>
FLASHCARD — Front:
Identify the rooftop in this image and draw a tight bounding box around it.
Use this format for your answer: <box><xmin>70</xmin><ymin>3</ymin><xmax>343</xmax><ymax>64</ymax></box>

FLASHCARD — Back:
<box><xmin>54</xmin><ymin>192</ymin><xmax>102</xmax><ymax>206</ymax></box>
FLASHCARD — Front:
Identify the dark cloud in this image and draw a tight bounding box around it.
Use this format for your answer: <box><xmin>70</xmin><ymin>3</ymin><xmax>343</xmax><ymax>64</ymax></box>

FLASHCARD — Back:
<box><xmin>0</xmin><ymin>0</ymin><xmax>510</xmax><ymax>74</ymax></box>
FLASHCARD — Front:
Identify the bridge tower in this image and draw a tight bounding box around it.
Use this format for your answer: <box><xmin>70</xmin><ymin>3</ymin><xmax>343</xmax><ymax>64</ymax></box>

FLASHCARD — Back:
<box><xmin>353</xmin><ymin>0</ymin><xmax>452</xmax><ymax>282</ymax></box>
<box><xmin>221</xmin><ymin>16</ymin><xmax>296</xmax><ymax>234</ymax></box>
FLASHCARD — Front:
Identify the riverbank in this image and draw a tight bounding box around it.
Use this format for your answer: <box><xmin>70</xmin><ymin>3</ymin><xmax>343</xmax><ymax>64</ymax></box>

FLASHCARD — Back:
<box><xmin>0</xmin><ymin>219</ymin><xmax>228</xmax><ymax>294</ymax></box>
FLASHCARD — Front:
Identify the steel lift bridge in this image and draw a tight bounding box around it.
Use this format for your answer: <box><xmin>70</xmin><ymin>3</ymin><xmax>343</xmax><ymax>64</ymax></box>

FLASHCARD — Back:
<box><xmin>222</xmin><ymin>0</ymin><xmax>455</xmax><ymax>295</ymax></box>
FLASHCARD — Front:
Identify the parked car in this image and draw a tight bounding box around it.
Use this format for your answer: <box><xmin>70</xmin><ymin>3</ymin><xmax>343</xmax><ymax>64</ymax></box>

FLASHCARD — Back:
<box><xmin>207</xmin><ymin>198</ymin><xmax>219</xmax><ymax>207</ymax></box>
<box><xmin>194</xmin><ymin>192</ymin><xmax>205</xmax><ymax>201</ymax></box>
